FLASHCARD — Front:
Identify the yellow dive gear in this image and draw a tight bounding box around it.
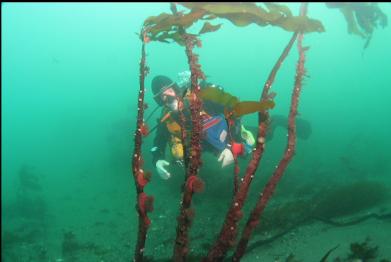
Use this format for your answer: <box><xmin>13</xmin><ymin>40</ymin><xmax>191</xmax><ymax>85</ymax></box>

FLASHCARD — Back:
<box><xmin>160</xmin><ymin>109</ymin><xmax>184</xmax><ymax>160</ymax></box>
<box><xmin>171</xmin><ymin>136</ymin><xmax>184</xmax><ymax>159</ymax></box>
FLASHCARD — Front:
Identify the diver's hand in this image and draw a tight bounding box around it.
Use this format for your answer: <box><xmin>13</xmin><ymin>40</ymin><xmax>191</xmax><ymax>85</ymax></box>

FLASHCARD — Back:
<box><xmin>241</xmin><ymin>125</ymin><xmax>255</xmax><ymax>146</ymax></box>
<box><xmin>218</xmin><ymin>148</ymin><xmax>234</xmax><ymax>168</ymax></box>
<box><xmin>156</xmin><ymin>160</ymin><xmax>171</xmax><ymax>180</ymax></box>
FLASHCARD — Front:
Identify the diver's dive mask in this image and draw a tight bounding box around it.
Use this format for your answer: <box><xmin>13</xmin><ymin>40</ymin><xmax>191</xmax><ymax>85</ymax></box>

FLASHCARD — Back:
<box><xmin>160</xmin><ymin>86</ymin><xmax>179</xmax><ymax>111</ymax></box>
<box><xmin>153</xmin><ymin>82</ymin><xmax>175</xmax><ymax>104</ymax></box>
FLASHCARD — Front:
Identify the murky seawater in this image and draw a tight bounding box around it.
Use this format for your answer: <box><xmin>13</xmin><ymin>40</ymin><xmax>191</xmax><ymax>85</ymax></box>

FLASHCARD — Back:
<box><xmin>2</xmin><ymin>3</ymin><xmax>391</xmax><ymax>261</ymax></box>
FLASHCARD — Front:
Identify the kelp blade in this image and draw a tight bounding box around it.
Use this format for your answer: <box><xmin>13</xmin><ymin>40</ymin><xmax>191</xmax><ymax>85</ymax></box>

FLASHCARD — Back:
<box><xmin>199</xmin><ymin>87</ymin><xmax>239</xmax><ymax>108</ymax></box>
<box><xmin>232</xmin><ymin>100</ymin><xmax>275</xmax><ymax>117</ymax></box>
<box><xmin>199</xmin><ymin>87</ymin><xmax>275</xmax><ymax>117</ymax></box>
<box><xmin>179</xmin><ymin>2</ymin><xmax>325</xmax><ymax>33</ymax></box>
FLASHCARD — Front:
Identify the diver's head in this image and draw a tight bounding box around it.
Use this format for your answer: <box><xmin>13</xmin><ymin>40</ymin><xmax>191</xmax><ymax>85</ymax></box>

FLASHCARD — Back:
<box><xmin>152</xmin><ymin>75</ymin><xmax>180</xmax><ymax>111</ymax></box>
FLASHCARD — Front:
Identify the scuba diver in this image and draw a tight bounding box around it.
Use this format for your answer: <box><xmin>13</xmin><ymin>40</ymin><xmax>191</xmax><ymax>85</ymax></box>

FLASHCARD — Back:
<box><xmin>149</xmin><ymin>73</ymin><xmax>256</xmax><ymax>180</ymax></box>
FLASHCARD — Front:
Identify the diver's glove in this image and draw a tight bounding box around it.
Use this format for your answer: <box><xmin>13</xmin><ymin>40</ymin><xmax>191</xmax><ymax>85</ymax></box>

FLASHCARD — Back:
<box><xmin>218</xmin><ymin>148</ymin><xmax>235</xmax><ymax>168</ymax></box>
<box><xmin>156</xmin><ymin>160</ymin><xmax>171</xmax><ymax>180</ymax></box>
<box><xmin>241</xmin><ymin>125</ymin><xmax>255</xmax><ymax>146</ymax></box>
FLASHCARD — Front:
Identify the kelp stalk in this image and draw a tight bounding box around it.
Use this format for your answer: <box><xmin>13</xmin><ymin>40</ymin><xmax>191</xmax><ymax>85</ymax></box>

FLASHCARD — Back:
<box><xmin>232</xmin><ymin>3</ymin><xmax>309</xmax><ymax>260</ymax></box>
<box><xmin>203</xmin><ymin>21</ymin><xmax>299</xmax><ymax>262</ymax></box>
<box><xmin>173</xmin><ymin>4</ymin><xmax>206</xmax><ymax>261</ymax></box>
<box><xmin>169</xmin><ymin>3</ymin><xmax>190</xmax><ymax>171</ymax></box>
<box><xmin>133</xmin><ymin>30</ymin><xmax>153</xmax><ymax>262</ymax></box>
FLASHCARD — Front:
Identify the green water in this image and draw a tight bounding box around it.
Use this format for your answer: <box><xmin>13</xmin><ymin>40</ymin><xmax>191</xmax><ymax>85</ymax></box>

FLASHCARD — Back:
<box><xmin>2</xmin><ymin>3</ymin><xmax>391</xmax><ymax>261</ymax></box>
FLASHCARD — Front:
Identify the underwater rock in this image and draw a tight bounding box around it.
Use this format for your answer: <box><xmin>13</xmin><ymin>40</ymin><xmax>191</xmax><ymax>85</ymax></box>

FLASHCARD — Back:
<box><xmin>312</xmin><ymin>181</ymin><xmax>389</xmax><ymax>219</ymax></box>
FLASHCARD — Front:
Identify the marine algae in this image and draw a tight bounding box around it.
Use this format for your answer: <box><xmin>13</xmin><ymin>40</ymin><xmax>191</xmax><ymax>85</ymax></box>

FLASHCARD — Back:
<box><xmin>232</xmin><ymin>100</ymin><xmax>275</xmax><ymax>117</ymax></box>
<box><xmin>199</xmin><ymin>87</ymin><xmax>239</xmax><ymax>108</ymax></box>
<box><xmin>143</xmin><ymin>3</ymin><xmax>325</xmax><ymax>45</ymax></box>
<box><xmin>199</xmin><ymin>87</ymin><xmax>275</xmax><ymax>118</ymax></box>
<box><xmin>180</xmin><ymin>3</ymin><xmax>324</xmax><ymax>33</ymax></box>
<box><xmin>326</xmin><ymin>3</ymin><xmax>388</xmax><ymax>43</ymax></box>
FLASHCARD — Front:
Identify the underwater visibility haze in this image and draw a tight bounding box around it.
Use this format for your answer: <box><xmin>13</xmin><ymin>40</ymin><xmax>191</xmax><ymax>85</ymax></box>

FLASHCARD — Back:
<box><xmin>2</xmin><ymin>2</ymin><xmax>391</xmax><ymax>261</ymax></box>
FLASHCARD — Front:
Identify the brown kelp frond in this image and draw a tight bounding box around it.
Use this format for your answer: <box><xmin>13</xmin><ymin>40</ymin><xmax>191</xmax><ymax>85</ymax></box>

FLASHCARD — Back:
<box><xmin>179</xmin><ymin>2</ymin><xmax>325</xmax><ymax>33</ymax></box>
<box><xmin>199</xmin><ymin>87</ymin><xmax>239</xmax><ymax>109</ymax></box>
<box><xmin>143</xmin><ymin>9</ymin><xmax>206</xmax><ymax>44</ymax></box>
<box><xmin>198</xmin><ymin>22</ymin><xmax>222</xmax><ymax>35</ymax></box>
<box><xmin>326</xmin><ymin>3</ymin><xmax>388</xmax><ymax>39</ymax></box>
<box><xmin>199</xmin><ymin>87</ymin><xmax>274</xmax><ymax>118</ymax></box>
<box><xmin>263</xmin><ymin>3</ymin><xmax>293</xmax><ymax>17</ymax></box>
<box><xmin>276</xmin><ymin>16</ymin><xmax>324</xmax><ymax>34</ymax></box>
<box><xmin>232</xmin><ymin>100</ymin><xmax>275</xmax><ymax>118</ymax></box>
<box><xmin>144</xmin><ymin>10</ymin><xmax>205</xmax><ymax>34</ymax></box>
<box><xmin>143</xmin><ymin>3</ymin><xmax>324</xmax><ymax>45</ymax></box>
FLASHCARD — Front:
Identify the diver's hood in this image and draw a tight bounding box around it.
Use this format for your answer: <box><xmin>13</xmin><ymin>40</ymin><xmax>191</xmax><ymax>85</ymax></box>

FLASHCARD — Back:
<box><xmin>152</xmin><ymin>75</ymin><xmax>182</xmax><ymax>106</ymax></box>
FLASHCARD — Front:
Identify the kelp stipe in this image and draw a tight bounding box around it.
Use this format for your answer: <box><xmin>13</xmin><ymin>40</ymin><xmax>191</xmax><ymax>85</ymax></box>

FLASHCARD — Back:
<box><xmin>129</xmin><ymin>2</ymin><xmax>384</xmax><ymax>261</ymax></box>
<box><xmin>132</xmin><ymin>29</ymin><xmax>153</xmax><ymax>262</ymax></box>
